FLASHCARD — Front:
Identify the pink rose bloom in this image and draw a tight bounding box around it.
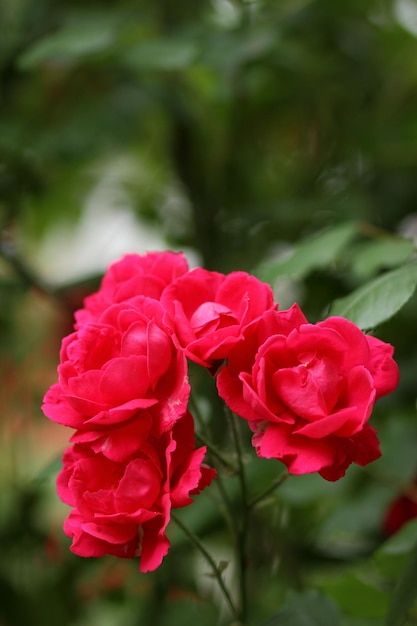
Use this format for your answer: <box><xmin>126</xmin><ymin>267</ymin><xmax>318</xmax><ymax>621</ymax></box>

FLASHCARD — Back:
<box><xmin>58</xmin><ymin>412</ymin><xmax>216</xmax><ymax>572</ymax></box>
<box><xmin>75</xmin><ymin>251</ymin><xmax>188</xmax><ymax>327</ymax></box>
<box><xmin>160</xmin><ymin>268</ymin><xmax>276</xmax><ymax>369</ymax></box>
<box><xmin>42</xmin><ymin>297</ymin><xmax>189</xmax><ymax>434</ymax></box>
<box><xmin>217</xmin><ymin>307</ymin><xmax>399</xmax><ymax>481</ymax></box>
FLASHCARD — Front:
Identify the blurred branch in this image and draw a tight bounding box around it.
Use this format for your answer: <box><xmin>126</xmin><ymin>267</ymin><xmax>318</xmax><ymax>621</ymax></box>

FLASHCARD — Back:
<box><xmin>171</xmin><ymin>114</ymin><xmax>222</xmax><ymax>270</ymax></box>
<box><xmin>0</xmin><ymin>225</ymin><xmax>53</xmax><ymax>298</ymax></box>
<box><xmin>0</xmin><ymin>221</ymin><xmax>100</xmax><ymax>316</ymax></box>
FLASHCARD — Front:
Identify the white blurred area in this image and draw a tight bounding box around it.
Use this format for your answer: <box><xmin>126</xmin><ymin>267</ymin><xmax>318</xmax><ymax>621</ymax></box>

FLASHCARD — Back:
<box><xmin>30</xmin><ymin>156</ymin><xmax>199</xmax><ymax>286</ymax></box>
<box><xmin>395</xmin><ymin>0</ymin><xmax>417</xmax><ymax>35</ymax></box>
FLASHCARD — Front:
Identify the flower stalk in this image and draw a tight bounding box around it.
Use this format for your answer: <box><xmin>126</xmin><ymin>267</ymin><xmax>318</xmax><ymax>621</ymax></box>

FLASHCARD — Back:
<box><xmin>171</xmin><ymin>512</ymin><xmax>240</xmax><ymax>621</ymax></box>
<box><xmin>248</xmin><ymin>471</ymin><xmax>289</xmax><ymax>511</ymax></box>
<box><xmin>227</xmin><ymin>408</ymin><xmax>249</xmax><ymax>624</ymax></box>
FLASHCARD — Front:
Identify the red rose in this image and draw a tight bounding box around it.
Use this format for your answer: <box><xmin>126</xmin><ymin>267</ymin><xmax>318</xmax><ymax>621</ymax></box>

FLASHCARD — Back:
<box><xmin>42</xmin><ymin>297</ymin><xmax>189</xmax><ymax>434</ymax></box>
<box><xmin>75</xmin><ymin>251</ymin><xmax>189</xmax><ymax>327</ymax></box>
<box><xmin>161</xmin><ymin>268</ymin><xmax>276</xmax><ymax>368</ymax></box>
<box><xmin>58</xmin><ymin>412</ymin><xmax>215</xmax><ymax>572</ymax></box>
<box><xmin>217</xmin><ymin>309</ymin><xmax>399</xmax><ymax>481</ymax></box>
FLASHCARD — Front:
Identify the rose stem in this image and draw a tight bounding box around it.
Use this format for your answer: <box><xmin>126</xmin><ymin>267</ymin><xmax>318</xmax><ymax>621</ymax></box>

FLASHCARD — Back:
<box><xmin>171</xmin><ymin>511</ymin><xmax>239</xmax><ymax>621</ymax></box>
<box><xmin>248</xmin><ymin>471</ymin><xmax>289</xmax><ymax>511</ymax></box>
<box><xmin>190</xmin><ymin>394</ymin><xmax>238</xmax><ymax>473</ymax></box>
<box><xmin>227</xmin><ymin>408</ymin><xmax>249</xmax><ymax>624</ymax></box>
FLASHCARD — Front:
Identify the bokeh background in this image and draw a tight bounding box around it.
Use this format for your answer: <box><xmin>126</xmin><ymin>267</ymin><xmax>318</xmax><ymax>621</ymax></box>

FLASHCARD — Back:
<box><xmin>2</xmin><ymin>1</ymin><xmax>417</xmax><ymax>624</ymax></box>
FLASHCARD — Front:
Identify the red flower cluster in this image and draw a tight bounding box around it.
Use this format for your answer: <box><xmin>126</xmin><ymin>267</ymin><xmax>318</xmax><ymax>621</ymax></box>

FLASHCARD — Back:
<box><xmin>43</xmin><ymin>251</ymin><xmax>400</xmax><ymax>569</ymax></box>
<box><xmin>43</xmin><ymin>252</ymin><xmax>215</xmax><ymax>572</ymax></box>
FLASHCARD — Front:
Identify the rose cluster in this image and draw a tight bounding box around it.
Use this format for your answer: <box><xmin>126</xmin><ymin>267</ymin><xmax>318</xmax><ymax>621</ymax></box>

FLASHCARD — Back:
<box><xmin>43</xmin><ymin>251</ymin><xmax>399</xmax><ymax>569</ymax></box>
<box><xmin>42</xmin><ymin>252</ymin><xmax>215</xmax><ymax>572</ymax></box>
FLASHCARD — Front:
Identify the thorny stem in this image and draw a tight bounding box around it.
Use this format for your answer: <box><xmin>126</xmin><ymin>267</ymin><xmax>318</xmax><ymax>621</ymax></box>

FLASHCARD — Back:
<box><xmin>171</xmin><ymin>512</ymin><xmax>240</xmax><ymax>621</ymax></box>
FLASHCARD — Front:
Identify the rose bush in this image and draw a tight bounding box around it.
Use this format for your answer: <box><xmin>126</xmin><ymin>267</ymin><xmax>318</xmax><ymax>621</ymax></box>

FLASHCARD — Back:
<box><xmin>161</xmin><ymin>268</ymin><xmax>276</xmax><ymax>369</ymax></box>
<box><xmin>42</xmin><ymin>296</ymin><xmax>189</xmax><ymax>434</ymax></box>
<box><xmin>43</xmin><ymin>250</ymin><xmax>400</xmax><ymax>580</ymax></box>
<box><xmin>58</xmin><ymin>411</ymin><xmax>215</xmax><ymax>572</ymax></box>
<box><xmin>217</xmin><ymin>307</ymin><xmax>399</xmax><ymax>481</ymax></box>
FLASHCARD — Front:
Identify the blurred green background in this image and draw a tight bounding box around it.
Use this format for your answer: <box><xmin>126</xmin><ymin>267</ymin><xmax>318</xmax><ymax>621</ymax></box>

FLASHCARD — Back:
<box><xmin>2</xmin><ymin>0</ymin><xmax>417</xmax><ymax>624</ymax></box>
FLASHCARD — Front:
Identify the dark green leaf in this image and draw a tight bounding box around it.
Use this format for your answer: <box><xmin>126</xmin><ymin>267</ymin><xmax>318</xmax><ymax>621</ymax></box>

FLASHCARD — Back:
<box><xmin>319</xmin><ymin>572</ymin><xmax>388</xmax><ymax>619</ymax></box>
<box><xmin>18</xmin><ymin>21</ymin><xmax>116</xmax><ymax>68</ymax></box>
<box><xmin>255</xmin><ymin>222</ymin><xmax>358</xmax><ymax>283</ymax></box>
<box><xmin>258</xmin><ymin>590</ymin><xmax>342</xmax><ymax>626</ymax></box>
<box><xmin>329</xmin><ymin>263</ymin><xmax>417</xmax><ymax>330</ymax></box>
<box><xmin>351</xmin><ymin>238</ymin><xmax>415</xmax><ymax>279</ymax></box>
<box><xmin>386</xmin><ymin>543</ymin><xmax>417</xmax><ymax>626</ymax></box>
<box><xmin>124</xmin><ymin>38</ymin><xmax>198</xmax><ymax>71</ymax></box>
<box><xmin>374</xmin><ymin>520</ymin><xmax>417</xmax><ymax>580</ymax></box>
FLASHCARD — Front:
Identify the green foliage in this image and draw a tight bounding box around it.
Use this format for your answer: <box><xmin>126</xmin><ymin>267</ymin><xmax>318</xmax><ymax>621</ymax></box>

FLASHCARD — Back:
<box><xmin>255</xmin><ymin>222</ymin><xmax>358</xmax><ymax>282</ymax></box>
<box><xmin>320</xmin><ymin>572</ymin><xmax>389</xmax><ymax>620</ymax></box>
<box><xmin>350</xmin><ymin>238</ymin><xmax>415</xmax><ymax>280</ymax></box>
<box><xmin>379</xmin><ymin>522</ymin><xmax>417</xmax><ymax>626</ymax></box>
<box><xmin>330</xmin><ymin>263</ymin><xmax>417</xmax><ymax>330</ymax></box>
<box><xmin>374</xmin><ymin>520</ymin><xmax>417</xmax><ymax>582</ymax></box>
<box><xmin>17</xmin><ymin>18</ymin><xmax>118</xmax><ymax>68</ymax></box>
<box><xmin>260</xmin><ymin>590</ymin><xmax>342</xmax><ymax>626</ymax></box>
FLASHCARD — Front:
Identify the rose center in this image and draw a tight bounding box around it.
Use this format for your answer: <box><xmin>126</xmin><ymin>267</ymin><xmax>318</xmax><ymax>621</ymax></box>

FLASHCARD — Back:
<box><xmin>190</xmin><ymin>301</ymin><xmax>238</xmax><ymax>335</ymax></box>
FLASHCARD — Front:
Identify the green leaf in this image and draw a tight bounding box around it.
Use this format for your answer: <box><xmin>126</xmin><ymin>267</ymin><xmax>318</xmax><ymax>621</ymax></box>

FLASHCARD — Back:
<box><xmin>319</xmin><ymin>572</ymin><xmax>389</xmax><ymax>619</ymax></box>
<box><xmin>329</xmin><ymin>263</ymin><xmax>417</xmax><ymax>330</ymax></box>
<box><xmin>18</xmin><ymin>21</ymin><xmax>116</xmax><ymax>69</ymax></box>
<box><xmin>351</xmin><ymin>238</ymin><xmax>415</xmax><ymax>279</ymax></box>
<box><xmin>124</xmin><ymin>38</ymin><xmax>198</xmax><ymax>71</ymax></box>
<box><xmin>386</xmin><ymin>542</ymin><xmax>417</xmax><ymax>626</ymax></box>
<box><xmin>255</xmin><ymin>222</ymin><xmax>357</xmax><ymax>283</ymax></box>
<box><xmin>374</xmin><ymin>520</ymin><xmax>417</xmax><ymax>580</ymax></box>
<box><xmin>204</xmin><ymin>560</ymin><xmax>229</xmax><ymax>578</ymax></box>
<box><xmin>259</xmin><ymin>590</ymin><xmax>342</xmax><ymax>626</ymax></box>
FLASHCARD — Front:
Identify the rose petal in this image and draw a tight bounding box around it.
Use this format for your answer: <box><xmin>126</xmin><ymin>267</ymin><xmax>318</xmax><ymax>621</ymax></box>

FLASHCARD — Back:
<box><xmin>366</xmin><ymin>335</ymin><xmax>400</xmax><ymax>398</ymax></box>
<box><xmin>253</xmin><ymin>423</ymin><xmax>336</xmax><ymax>475</ymax></box>
<box><xmin>115</xmin><ymin>458</ymin><xmax>162</xmax><ymax>513</ymax></box>
<box><xmin>139</xmin><ymin>494</ymin><xmax>171</xmax><ymax>572</ymax></box>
